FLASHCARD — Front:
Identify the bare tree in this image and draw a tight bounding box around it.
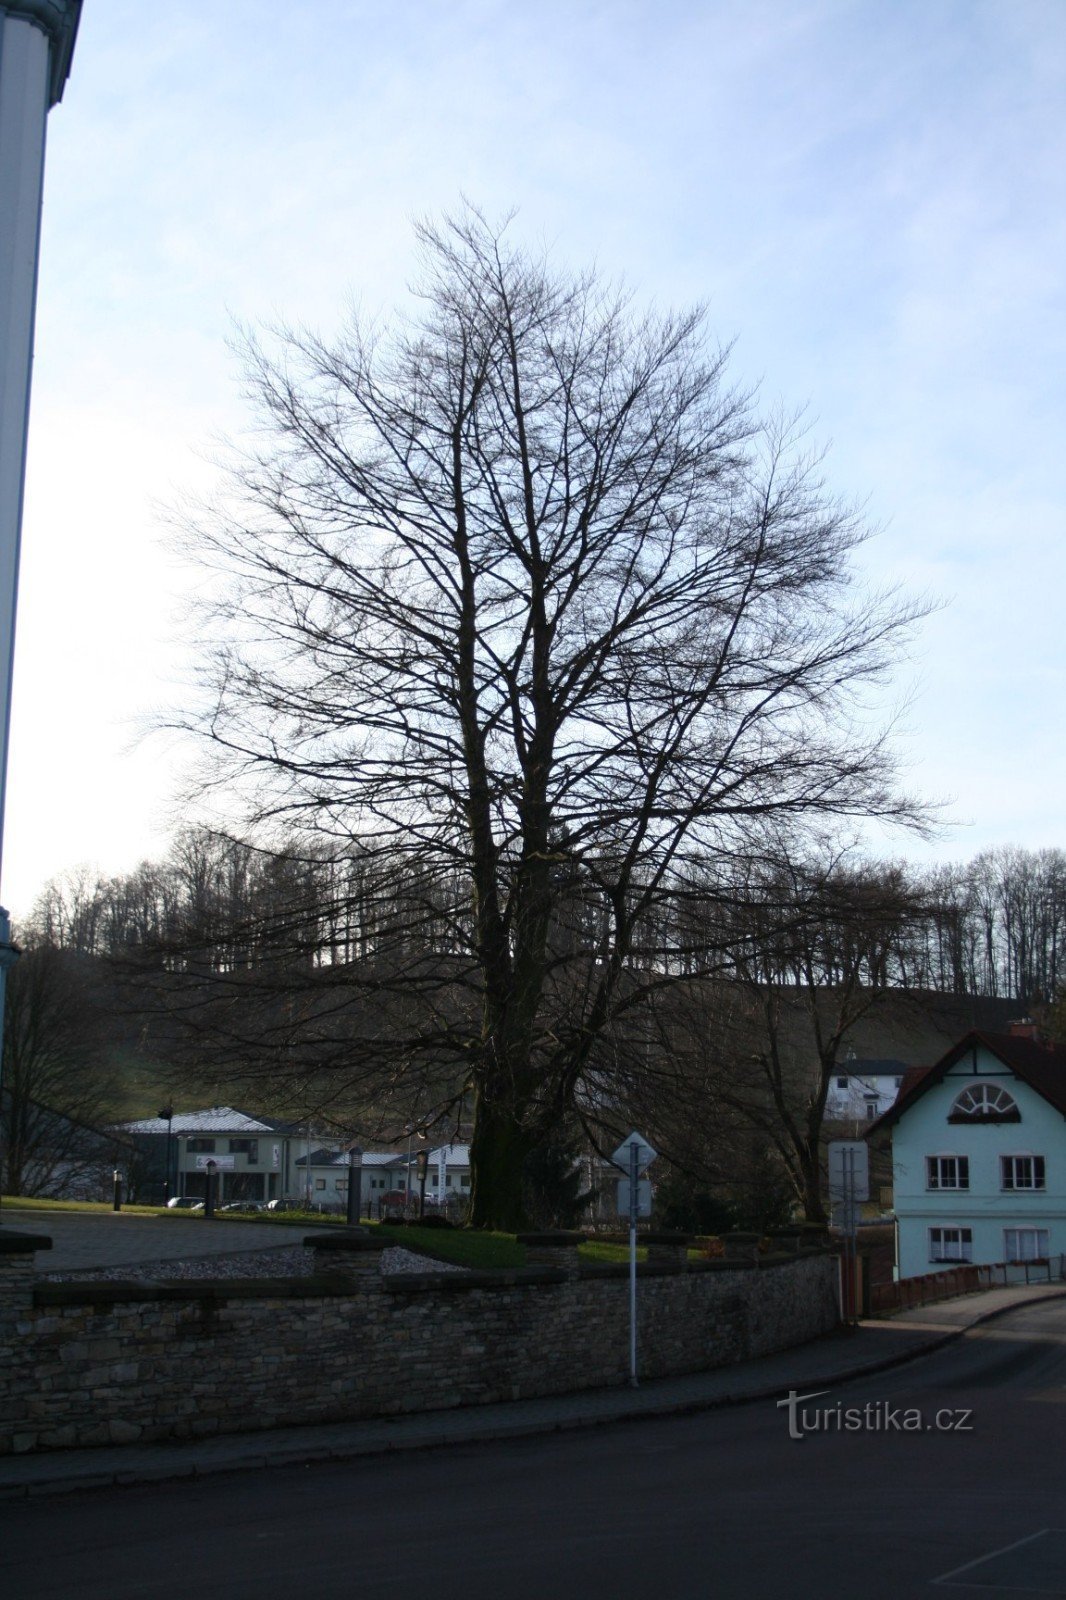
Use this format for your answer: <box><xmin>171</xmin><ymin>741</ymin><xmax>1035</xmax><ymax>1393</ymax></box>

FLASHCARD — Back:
<box><xmin>629</xmin><ymin>855</ymin><xmax>929</xmax><ymax>1224</ymax></box>
<box><xmin>170</xmin><ymin>208</ymin><xmax>927</xmax><ymax>1228</ymax></box>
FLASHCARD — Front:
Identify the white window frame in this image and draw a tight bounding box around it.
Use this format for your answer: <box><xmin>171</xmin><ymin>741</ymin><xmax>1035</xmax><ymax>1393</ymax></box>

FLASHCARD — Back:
<box><xmin>1000</xmin><ymin>1154</ymin><xmax>1046</xmax><ymax>1192</ymax></box>
<box><xmin>926</xmin><ymin>1154</ymin><xmax>970</xmax><ymax>1191</ymax></box>
<box><xmin>950</xmin><ymin>1083</ymin><xmax>1019</xmax><ymax>1120</ymax></box>
<box><xmin>929</xmin><ymin>1227</ymin><xmax>973</xmax><ymax>1263</ymax></box>
<box><xmin>1004</xmin><ymin>1227</ymin><xmax>1050</xmax><ymax>1263</ymax></box>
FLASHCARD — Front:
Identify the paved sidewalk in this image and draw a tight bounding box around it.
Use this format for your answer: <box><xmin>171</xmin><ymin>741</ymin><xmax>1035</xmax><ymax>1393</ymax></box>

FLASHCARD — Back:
<box><xmin>3</xmin><ymin>1282</ymin><xmax>1062</xmax><ymax>1499</ymax></box>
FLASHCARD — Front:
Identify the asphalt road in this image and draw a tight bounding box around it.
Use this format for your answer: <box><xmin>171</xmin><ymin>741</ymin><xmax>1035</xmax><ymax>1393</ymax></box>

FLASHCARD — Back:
<box><xmin>5</xmin><ymin>1298</ymin><xmax>1066</xmax><ymax>1600</ymax></box>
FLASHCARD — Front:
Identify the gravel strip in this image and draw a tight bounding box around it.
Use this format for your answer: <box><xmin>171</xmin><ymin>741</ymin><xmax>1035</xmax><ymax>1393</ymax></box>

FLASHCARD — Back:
<box><xmin>42</xmin><ymin>1244</ymin><xmax>467</xmax><ymax>1283</ymax></box>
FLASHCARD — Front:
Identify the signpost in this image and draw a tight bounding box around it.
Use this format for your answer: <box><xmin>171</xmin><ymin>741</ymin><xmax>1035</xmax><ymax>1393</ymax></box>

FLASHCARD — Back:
<box><xmin>611</xmin><ymin>1131</ymin><xmax>657</xmax><ymax>1387</ymax></box>
<box><xmin>827</xmin><ymin>1139</ymin><xmax>869</xmax><ymax>1323</ymax></box>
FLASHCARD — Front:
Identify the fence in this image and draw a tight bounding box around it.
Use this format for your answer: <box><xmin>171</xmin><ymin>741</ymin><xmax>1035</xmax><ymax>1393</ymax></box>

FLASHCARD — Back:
<box><xmin>868</xmin><ymin>1254</ymin><xmax>1066</xmax><ymax>1315</ymax></box>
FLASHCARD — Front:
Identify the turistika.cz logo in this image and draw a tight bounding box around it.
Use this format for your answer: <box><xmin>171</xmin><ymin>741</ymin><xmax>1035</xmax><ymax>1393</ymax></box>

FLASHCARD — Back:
<box><xmin>777</xmin><ymin>1389</ymin><xmax>974</xmax><ymax>1441</ymax></box>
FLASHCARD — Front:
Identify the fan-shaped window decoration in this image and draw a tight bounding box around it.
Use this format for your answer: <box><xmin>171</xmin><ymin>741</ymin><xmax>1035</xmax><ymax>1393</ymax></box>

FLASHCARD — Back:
<box><xmin>948</xmin><ymin>1083</ymin><xmax>1020</xmax><ymax>1122</ymax></box>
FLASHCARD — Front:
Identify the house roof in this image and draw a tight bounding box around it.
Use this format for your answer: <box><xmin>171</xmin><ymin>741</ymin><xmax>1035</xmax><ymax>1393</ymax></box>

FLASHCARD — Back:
<box><xmin>838</xmin><ymin>1058</ymin><xmax>909</xmax><ymax>1078</ymax></box>
<box><xmin>426</xmin><ymin>1144</ymin><xmax>470</xmax><ymax>1165</ymax></box>
<box><xmin>117</xmin><ymin>1106</ymin><xmax>292</xmax><ymax>1136</ymax></box>
<box><xmin>293</xmin><ymin>1149</ymin><xmax>413</xmax><ymax>1169</ymax></box>
<box><xmin>866</xmin><ymin>1032</ymin><xmax>1066</xmax><ymax>1136</ymax></box>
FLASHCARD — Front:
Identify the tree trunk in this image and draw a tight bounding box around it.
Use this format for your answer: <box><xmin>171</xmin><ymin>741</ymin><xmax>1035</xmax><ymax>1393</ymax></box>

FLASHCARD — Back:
<box><xmin>468</xmin><ymin>1080</ymin><xmax>534</xmax><ymax>1231</ymax></box>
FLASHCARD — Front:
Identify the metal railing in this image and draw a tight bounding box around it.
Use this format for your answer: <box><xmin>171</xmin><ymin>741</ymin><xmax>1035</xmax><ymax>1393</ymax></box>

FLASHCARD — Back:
<box><xmin>869</xmin><ymin>1254</ymin><xmax>1066</xmax><ymax>1315</ymax></box>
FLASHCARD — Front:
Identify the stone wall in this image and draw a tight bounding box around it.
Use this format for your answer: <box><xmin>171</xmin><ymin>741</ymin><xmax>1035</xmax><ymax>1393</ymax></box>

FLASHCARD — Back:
<box><xmin>0</xmin><ymin>1230</ymin><xmax>839</xmax><ymax>1454</ymax></box>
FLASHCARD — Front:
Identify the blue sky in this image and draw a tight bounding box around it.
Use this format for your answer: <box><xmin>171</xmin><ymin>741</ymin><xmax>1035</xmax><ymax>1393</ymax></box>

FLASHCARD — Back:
<box><xmin>7</xmin><ymin>0</ymin><xmax>1065</xmax><ymax>914</ymax></box>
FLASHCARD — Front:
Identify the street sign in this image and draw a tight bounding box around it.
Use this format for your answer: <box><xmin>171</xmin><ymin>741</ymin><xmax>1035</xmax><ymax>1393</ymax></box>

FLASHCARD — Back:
<box><xmin>827</xmin><ymin>1140</ymin><xmax>868</xmax><ymax>1325</ymax></box>
<box><xmin>610</xmin><ymin>1131</ymin><xmax>659</xmax><ymax>1391</ymax></box>
<box><xmin>611</xmin><ymin>1131</ymin><xmax>657</xmax><ymax>1173</ymax></box>
<box><xmin>827</xmin><ymin>1140</ymin><xmax>869</xmax><ymax>1202</ymax></box>
<box><xmin>616</xmin><ymin>1177</ymin><xmax>653</xmax><ymax>1218</ymax></box>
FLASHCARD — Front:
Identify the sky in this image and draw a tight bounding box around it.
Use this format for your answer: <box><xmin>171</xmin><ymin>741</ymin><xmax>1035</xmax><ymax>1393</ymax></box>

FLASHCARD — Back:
<box><xmin>5</xmin><ymin>0</ymin><xmax>1065</xmax><ymax>918</ymax></box>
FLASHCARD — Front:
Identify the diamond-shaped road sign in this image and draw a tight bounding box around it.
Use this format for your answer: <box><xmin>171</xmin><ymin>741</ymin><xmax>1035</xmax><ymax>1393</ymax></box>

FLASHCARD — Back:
<box><xmin>611</xmin><ymin>1131</ymin><xmax>658</xmax><ymax>1173</ymax></box>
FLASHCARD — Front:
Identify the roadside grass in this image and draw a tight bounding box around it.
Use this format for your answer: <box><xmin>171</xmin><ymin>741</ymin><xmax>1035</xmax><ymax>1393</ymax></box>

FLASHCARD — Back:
<box><xmin>375</xmin><ymin>1225</ymin><xmax>526</xmax><ymax>1269</ymax></box>
<box><xmin>578</xmin><ymin>1240</ymin><xmax>647</xmax><ymax>1263</ymax></box>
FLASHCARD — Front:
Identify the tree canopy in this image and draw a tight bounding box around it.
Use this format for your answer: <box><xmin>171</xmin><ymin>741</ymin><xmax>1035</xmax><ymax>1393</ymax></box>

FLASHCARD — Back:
<box><xmin>169</xmin><ymin>209</ymin><xmax>927</xmax><ymax>1227</ymax></box>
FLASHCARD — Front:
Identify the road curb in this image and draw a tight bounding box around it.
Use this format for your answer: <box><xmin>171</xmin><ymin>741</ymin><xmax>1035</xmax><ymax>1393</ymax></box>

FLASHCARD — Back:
<box><xmin>3</xmin><ymin>1286</ymin><xmax>1064</xmax><ymax>1498</ymax></box>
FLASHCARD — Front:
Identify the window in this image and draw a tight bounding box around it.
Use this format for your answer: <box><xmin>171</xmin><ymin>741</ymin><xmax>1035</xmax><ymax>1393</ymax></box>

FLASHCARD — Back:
<box><xmin>949</xmin><ymin>1084</ymin><xmax>1019</xmax><ymax>1122</ymax></box>
<box><xmin>335</xmin><ymin>1178</ymin><xmax>346</xmax><ymax>1190</ymax></box>
<box><xmin>929</xmin><ymin>1227</ymin><xmax>972</xmax><ymax>1263</ymax></box>
<box><xmin>228</xmin><ymin>1139</ymin><xmax>259</xmax><ymax>1161</ymax></box>
<box><xmin>836</xmin><ymin>1076</ymin><xmax>848</xmax><ymax>1089</ymax></box>
<box><xmin>1004</xmin><ymin>1228</ymin><xmax>1049</xmax><ymax>1263</ymax></box>
<box><xmin>460</xmin><ymin>1175</ymin><xmax>470</xmax><ymax>1188</ymax></box>
<box><xmin>315</xmin><ymin>1178</ymin><xmax>326</xmax><ymax>1190</ymax></box>
<box><xmin>927</xmin><ymin>1156</ymin><xmax>969</xmax><ymax>1191</ymax></box>
<box><xmin>864</xmin><ymin>1100</ymin><xmax>879</xmax><ymax>1120</ymax></box>
<box><xmin>1001</xmin><ymin>1155</ymin><xmax>1045</xmax><ymax>1191</ymax></box>
<box><xmin>186</xmin><ymin>1138</ymin><xmax>215</xmax><ymax>1154</ymax></box>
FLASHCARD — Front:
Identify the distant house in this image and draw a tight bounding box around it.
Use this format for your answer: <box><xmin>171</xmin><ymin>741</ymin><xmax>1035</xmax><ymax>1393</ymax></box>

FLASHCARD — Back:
<box><xmin>868</xmin><ymin>1030</ymin><xmax>1066</xmax><ymax>1279</ymax></box>
<box><xmin>117</xmin><ymin>1107</ymin><xmax>301</xmax><ymax>1205</ymax></box>
<box><xmin>292</xmin><ymin>1148</ymin><xmax>405</xmax><ymax>1212</ymax></box>
<box><xmin>824</xmin><ymin>1056</ymin><xmax>908</xmax><ymax>1126</ymax></box>
<box><xmin>292</xmin><ymin>1143</ymin><xmax>472</xmax><ymax>1215</ymax></box>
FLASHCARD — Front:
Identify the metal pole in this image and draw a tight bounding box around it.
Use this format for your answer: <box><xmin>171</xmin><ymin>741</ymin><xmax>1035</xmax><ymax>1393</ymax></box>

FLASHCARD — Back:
<box><xmin>0</xmin><ymin>7</ymin><xmax>81</xmax><ymax>1206</ymax></box>
<box><xmin>346</xmin><ymin>1145</ymin><xmax>362</xmax><ymax>1227</ymax></box>
<box><xmin>112</xmin><ymin>1168</ymin><xmax>122</xmax><ymax>1211</ymax></box>
<box><xmin>159</xmin><ymin>1105</ymin><xmax>173</xmax><ymax>1205</ymax></box>
<box><xmin>846</xmin><ymin>1146</ymin><xmax>857</xmax><ymax>1324</ymax></box>
<box><xmin>629</xmin><ymin>1140</ymin><xmax>639</xmax><ymax>1388</ymax></box>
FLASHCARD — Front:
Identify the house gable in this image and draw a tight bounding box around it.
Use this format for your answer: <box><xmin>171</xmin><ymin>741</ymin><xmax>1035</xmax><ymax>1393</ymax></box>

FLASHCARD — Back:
<box><xmin>881</xmin><ymin>1035</ymin><xmax>1066</xmax><ymax>1278</ymax></box>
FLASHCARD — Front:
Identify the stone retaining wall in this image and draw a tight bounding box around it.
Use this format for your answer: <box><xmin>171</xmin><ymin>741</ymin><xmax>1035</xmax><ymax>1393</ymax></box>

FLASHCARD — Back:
<box><xmin>0</xmin><ymin>1230</ymin><xmax>839</xmax><ymax>1454</ymax></box>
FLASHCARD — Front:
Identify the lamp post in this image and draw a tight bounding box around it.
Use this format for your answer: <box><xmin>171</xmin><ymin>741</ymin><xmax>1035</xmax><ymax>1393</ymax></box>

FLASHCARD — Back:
<box><xmin>0</xmin><ymin>1</ymin><xmax>82</xmax><ymax>1216</ymax></box>
<box><xmin>346</xmin><ymin>1145</ymin><xmax>363</xmax><ymax>1226</ymax></box>
<box><xmin>158</xmin><ymin>1104</ymin><xmax>174</xmax><ymax>1205</ymax></box>
<box><xmin>403</xmin><ymin>1123</ymin><xmax>414</xmax><ymax>1217</ymax></box>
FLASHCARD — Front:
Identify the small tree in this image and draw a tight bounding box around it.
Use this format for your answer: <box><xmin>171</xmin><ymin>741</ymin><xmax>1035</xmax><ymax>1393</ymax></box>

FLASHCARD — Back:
<box><xmin>179</xmin><ymin>208</ymin><xmax>928</xmax><ymax>1228</ymax></box>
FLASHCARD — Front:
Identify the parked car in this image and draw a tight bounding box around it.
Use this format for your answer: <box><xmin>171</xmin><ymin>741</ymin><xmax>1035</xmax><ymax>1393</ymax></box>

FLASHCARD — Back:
<box><xmin>165</xmin><ymin>1197</ymin><xmax>204</xmax><ymax>1211</ymax></box>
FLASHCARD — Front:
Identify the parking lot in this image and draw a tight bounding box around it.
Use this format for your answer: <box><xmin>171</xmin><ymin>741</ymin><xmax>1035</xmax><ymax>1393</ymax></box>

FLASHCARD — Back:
<box><xmin>0</xmin><ymin>1208</ymin><xmax>331</xmax><ymax>1272</ymax></box>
